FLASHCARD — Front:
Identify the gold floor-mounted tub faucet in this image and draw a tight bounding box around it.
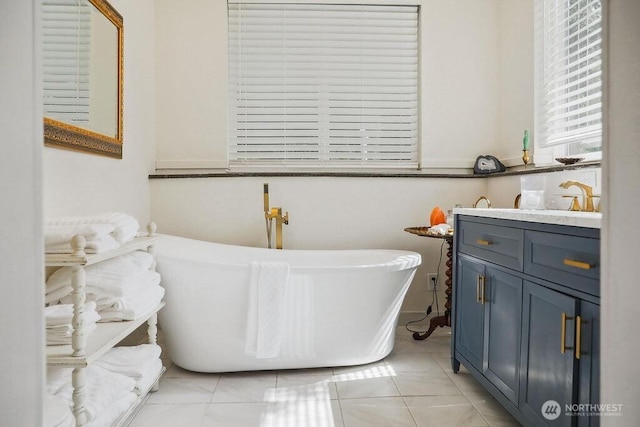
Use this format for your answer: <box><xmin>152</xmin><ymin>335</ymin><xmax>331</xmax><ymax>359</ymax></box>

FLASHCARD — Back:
<box><xmin>263</xmin><ymin>183</ymin><xmax>289</xmax><ymax>249</ymax></box>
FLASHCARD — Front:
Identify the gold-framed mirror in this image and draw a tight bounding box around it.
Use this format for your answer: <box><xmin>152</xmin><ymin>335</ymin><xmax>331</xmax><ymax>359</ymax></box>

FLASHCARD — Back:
<box><xmin>43</xmin><ymin>0</ymin><xmax>124</xmax><ymax>159</ymax></box>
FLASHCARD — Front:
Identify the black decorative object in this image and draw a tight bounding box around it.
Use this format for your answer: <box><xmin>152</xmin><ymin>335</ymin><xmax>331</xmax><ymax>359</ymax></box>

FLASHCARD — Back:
<box><xmin>473</xmin><ymin>155</ymin><xmax>506</xmax><ymax>174</ymax></box>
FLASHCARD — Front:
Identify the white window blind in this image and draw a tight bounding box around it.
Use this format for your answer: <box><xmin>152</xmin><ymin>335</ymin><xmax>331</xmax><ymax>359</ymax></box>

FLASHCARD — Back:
<box><xmin>535</xmin><ymin>0</ymin><xmax>603</xmax><ymax>156</ymax></box>
<box><xmin>42</xmin><ymin>0</ymin><xmax>91</xmax><ymax>125</ymax></box>
<box><xmin>228</xmin><ymin>2</ymin><xmax>419</xmax><ymax>168</ymax></box>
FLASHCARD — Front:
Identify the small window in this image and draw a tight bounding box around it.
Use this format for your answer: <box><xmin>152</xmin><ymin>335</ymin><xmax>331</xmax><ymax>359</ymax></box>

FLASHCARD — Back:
<box><xmin>534</xmin><ymin>0</ymin><xmax>603</xmax><ymax>163</ymax></box>
<box><xmin>228</xmin><ymin>2</ymin><xmax>419</xmax><ymax>169</ymax></box>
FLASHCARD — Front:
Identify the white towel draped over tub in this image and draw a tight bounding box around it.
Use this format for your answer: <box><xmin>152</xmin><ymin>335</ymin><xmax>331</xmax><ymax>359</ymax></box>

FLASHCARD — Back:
<box><xmin>245</xmin><ymin>261</ymin><xmax>290</xmax><ymax>359</ymax></box>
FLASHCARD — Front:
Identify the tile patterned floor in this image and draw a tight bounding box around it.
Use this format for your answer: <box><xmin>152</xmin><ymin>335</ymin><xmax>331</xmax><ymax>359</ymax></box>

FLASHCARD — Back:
<box><xmin>130</xmin><ymin>326</ymin><xmax>521</xmax><ymax>427</ymax></box>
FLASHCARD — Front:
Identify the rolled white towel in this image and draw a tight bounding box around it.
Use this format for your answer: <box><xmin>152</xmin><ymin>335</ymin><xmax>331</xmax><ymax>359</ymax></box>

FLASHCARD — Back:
<box><xmin>45</xmin><ymin>212</ymin><xmax>140</xmax><ymax>245</ymax></box>
<box><xmin>95</xmin><ymin>344</ymin><xmax>162</xmax><ymax>379</ymax></box>
<box><xmin>133</xmin><ymin>358</ymin><xmax>163</xmax><ymax>395</ymax></box>
<box><xmin>55</xmin><ymin>365</ymin><xmax>136</xmax><ymax>422</ymax></box>
<box><xmin>46</xmin><ymin>366</ymin><xmax>74</xmax><ymax>395</ymax></box>
<box><xmin>45</xmin><ymin>233</ymin><xmax>121</xmax><ymax>254</ymax></box>
<box><xmin>45</xmin><ymin>285</ymin><xmax>73</xmax><ymax>305</ymax></box>
<box><xmin>86</xmin><ymin>391</ymin><xmax>138</xmax><ymax>427</ymax></box>
<box><xmin>44</xmin><ymin>223</ymin><xmax>115</xmax><ymax>246</ymax></box>
<box><xmin>97</xmin><ymin>284</ymin><xmax>165</xmax><ymax>322</ymax></box>
<box><xmin>46</xmin><ymin>322</ymin><xmax>97</xmax><ymax>345</ymax></box>
<box><xmin>47</xmin><ymin>251</ymin><xmax>155</xmax><ymax>294</ymax></box>
<box><xmin>43</xmin><ymin>391</ymin><xmax>74</xmax><ymax>427</ymax></box>
<box><xmin>45</xmin><ymin>301</ymin><xmax>99</xmax><ymax>327</ymax></box>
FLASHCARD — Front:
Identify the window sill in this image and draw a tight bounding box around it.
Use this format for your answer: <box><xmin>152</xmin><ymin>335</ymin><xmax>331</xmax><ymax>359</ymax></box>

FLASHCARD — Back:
<box><xmin>149</xmin><ymin>161</ymin><xmax>600</xmax><ymax>180</ymax></box>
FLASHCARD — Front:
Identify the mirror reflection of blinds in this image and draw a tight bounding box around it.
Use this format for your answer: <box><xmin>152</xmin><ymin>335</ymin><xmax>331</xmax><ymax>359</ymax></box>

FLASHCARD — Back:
<box><xmin>42</xmin><ymin>0</ymin><xmax>91</xmax><ymax>124</ymax></box>
<box><xmin>228</xmin><ymin>3</ymin><xmax>419</xmax><ymax>168</ymax></box>
<box><xmin>536</xmin><ymin>0</ymin><xmax>602</xmax><ymax>152</ymax></box>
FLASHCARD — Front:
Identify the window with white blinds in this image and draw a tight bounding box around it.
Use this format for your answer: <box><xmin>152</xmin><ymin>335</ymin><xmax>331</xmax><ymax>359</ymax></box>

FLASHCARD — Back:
<box><xmin>42</xmin><ymin>0</ymin><xmax>91</xmax><ymax>125</ymax></box>
<box><xmin>228</xmin><ymin>2</ymin><xmax>419</xmax><ymax>169</ymax></box>
<box><xmin>535</xmin><ymin>0</ymin><xmax>603</xmax><ymax>157</ymax></box>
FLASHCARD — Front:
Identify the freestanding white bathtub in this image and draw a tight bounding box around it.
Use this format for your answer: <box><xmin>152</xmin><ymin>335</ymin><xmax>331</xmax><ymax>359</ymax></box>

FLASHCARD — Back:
<box><xmin>154</xmin><ymin>235</ymin><xmax>421</xmax><ymax>373</ymax></box>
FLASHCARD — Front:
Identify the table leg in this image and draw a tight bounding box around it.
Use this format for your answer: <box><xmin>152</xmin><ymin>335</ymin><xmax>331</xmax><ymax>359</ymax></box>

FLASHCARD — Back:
<box><xmin>413</xmin><ymin>239</ymin><xmax>453</xmax><ymax>340</ymax></box>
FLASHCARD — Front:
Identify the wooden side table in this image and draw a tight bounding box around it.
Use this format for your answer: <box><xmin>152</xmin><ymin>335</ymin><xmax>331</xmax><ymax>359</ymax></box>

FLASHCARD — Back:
<box><xmin>404</xmin><ymin>226</ymin><xmax>454</xmax><ymax>340</ymax></box>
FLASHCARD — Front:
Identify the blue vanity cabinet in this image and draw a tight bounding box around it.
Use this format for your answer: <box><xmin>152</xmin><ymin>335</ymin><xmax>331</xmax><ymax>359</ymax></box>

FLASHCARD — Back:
<box><xmin>454</xmin><ymin>255</ymin><xmax>486</xmax><ymax>371</ymax></box>
<box><xmin>483</xmin><ymin>267</ymin><xmax>522</xmax><ymax>405</ymax></box>
<box><xmin>577</xmin><ymin>300</ymin><xmax>600</xmax><ymax>427</ymax></box>
<box><xmin>452</xmin><ymin>214</ymin><xmax>600</xmax><ymax>427</ymax></box>
<box><xmin>454</xmin><ymin>254</ymin><xmax>523</xmax><ymax>405</ymax></box>
<box><xmin>519</xmin><ymin>281</ymin><xmax>578</xmax><ymax>427</ymax></box>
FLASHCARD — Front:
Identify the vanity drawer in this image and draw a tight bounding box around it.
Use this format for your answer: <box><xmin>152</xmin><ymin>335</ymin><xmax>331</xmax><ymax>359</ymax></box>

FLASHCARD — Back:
<box><xmin>524</xmin><ymin>230</ymin><xmax>600</xmax><ymax>296</ymax></box>
<box><xmin>458</xmin><ymin>220</ymin><xmax>524</xmax><ymax>271</ymax></box>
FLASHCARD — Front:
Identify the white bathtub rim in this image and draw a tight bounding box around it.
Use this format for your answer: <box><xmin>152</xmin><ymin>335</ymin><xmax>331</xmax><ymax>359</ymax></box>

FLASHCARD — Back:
<box><xmin>154</xmin><ymin>233</ymin><xmax>422</xmax><ymax>273</ymax></box>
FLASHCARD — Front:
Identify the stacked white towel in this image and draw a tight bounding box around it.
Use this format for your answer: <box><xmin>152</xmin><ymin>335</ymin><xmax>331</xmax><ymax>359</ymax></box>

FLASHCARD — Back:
<box><xmin>47</xmin><ymin>251</ymin><xmax>165</xmax><ymax>321</ymax></box>
<box><xmin>45</xmin><ymin>302</ymin><xmax>100</xmax><ymax>345</ymax></box>
<box><xmin>43</xmin><ymin>392</ymin><xmax>75</xmax><ymax>427</ymax></box>
<box><xmin>47</xmin><ymin>365</ymin><xmax>136</xmax><ymax>424</ymax></box>
<box><xmin>44</xmin><ymin>212</ymin><xmax>139</xmax><ymax>254</ymax></box>
<box><xmin>95</xmin><ymin>344</ymin><xmax>164</xmax><ymax>395</ymax></box>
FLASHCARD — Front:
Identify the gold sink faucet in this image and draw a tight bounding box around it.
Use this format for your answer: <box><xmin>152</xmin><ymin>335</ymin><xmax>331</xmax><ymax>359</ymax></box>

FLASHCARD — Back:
<box><xmin>263</xmin><ymin>183</ymin><xmax>289</xmax><ymax>249</ymax></box>
<box><xmin>559</xmin><ymin>181</ymin><xmax>595</xmax><ymax>212</ymax></box>
<box><xmin>473</xmin><ymin>196</ymin><xmax>492</xmax><ymax>208</ymax></box>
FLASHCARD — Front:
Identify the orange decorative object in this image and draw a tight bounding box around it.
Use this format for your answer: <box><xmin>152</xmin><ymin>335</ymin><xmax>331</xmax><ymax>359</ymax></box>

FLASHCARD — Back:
<box><xmin>430</xmin><ymin>207</ymin><xmax>446</xmax><ymax>226</ymax></box>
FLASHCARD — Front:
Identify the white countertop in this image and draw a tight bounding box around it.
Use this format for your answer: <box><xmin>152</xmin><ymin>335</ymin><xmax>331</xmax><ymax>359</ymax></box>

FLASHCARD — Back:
<box><xmin>454</xmin><ymin>208</ymin><xmax>602</xmax><ymax>229</ymax></box>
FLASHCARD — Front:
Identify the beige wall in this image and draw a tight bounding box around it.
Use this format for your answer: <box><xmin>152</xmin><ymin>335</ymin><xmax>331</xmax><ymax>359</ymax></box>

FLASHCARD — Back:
<box><xmin>43</xmin><ymin>0</ymin><xmax>156</xmax><ymax>225</ymax></box>
<box><xmin>150</xmin><ymin>0</ymin><xmax>534</xmax><ymax>316</ymax></box>
<box><xmin>154</xmin><ymin>0</ymin><xmax>534</xmax><ymax>170</ymax></box>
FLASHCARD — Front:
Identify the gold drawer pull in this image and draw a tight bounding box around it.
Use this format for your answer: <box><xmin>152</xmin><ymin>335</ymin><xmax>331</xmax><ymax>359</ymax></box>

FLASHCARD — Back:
<box><xmin>563</xmin><ymin>259</ymin><xmax>591</xmax><ymax>270</ymax></box>
<box><xmin>476</xmin><ymin>239</ymin><xmax>492</xmax><ymax>246</ymax></box>
<box><xmin>561</xmin><ymin>312</ymin><xmax>574</xmax><ymax>354</ymax></box>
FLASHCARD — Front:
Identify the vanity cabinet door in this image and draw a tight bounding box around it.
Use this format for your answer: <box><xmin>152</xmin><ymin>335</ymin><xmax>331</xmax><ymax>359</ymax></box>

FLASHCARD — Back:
<box><xmin>454</xmin><ymin>255</ymin><xmax>486</xmax><ymax>371</ymax></box>
<box><xmin>483</xmin><ymin>267</ymin><xmax>522</xmax><ymax>405</ymax></box>
<box><xmin>577</xmin><ymin>301</ymin><xmax>600</xmax><ymax>427</ymax></box>
<box><xmin>520</xmin><ymin>281</ymin><xmax>578</xmax><ymax>427</ymax></box>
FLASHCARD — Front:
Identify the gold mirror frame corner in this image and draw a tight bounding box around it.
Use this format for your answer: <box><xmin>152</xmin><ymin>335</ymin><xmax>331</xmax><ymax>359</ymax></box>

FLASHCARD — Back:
<box><xmin>43</xmin><ymin>0</ymin><xmax>124</xmax><ymax>159</ymax></box>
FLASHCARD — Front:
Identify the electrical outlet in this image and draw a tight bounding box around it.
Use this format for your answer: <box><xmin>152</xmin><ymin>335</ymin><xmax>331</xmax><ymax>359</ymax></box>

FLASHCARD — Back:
<box><xmin>427</xmin><ymin>273</ymin><xmax>438</xmax><ymax>290</ymax></box>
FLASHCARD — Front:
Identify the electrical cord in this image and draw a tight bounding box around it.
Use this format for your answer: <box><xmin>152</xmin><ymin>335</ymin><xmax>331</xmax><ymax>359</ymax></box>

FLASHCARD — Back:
<box><xmin>405</xmin><ymin>239</ymin><xmax>446</xmax><ymax>334</ymax></box>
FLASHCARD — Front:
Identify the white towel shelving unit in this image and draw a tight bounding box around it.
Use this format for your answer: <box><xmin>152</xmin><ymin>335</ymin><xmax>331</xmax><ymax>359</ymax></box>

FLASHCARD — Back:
<box><xmin>45</xmin><ymin>223</ymin><xmax>166</xmax><ymax>427</ymax></box>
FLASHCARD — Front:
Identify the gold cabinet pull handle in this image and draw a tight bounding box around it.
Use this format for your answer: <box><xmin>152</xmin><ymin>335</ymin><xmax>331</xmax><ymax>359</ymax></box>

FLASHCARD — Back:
<box><xmin>476</xmin><ymin>275</ymin><xmax>486</xmax><ymax>304</ymax></box>
<box><xmin>476</xmin><ymin>239</ymin><xmax>491</xmax><ymax>246</ymax></box>
<box><xmin>563</xmin><ymin>259</ymin><xmax>591</xmax><ymax>270</ymax></box>
<box><xmin>561</xmin><ymin>312</ymin><xmax>574</xmax><ymax>354</ymax></box>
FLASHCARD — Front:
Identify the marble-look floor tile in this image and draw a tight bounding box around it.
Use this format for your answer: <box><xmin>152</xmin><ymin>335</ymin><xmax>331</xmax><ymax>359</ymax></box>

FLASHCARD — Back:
<box><xmin>465</xmin><ymin>392</ymin><xmax>522</xmax><ymax>426</ymax></box>
<box><xmin>129</xmin><ymin>403</ymin><xmax>207</xmax><ymax>427</ymax></box>
<box><xmin>335</xmin><ymin>374</ymin><xmax>400</xmax><ymax>399</ymax></box>
<box><xmin>384</xmin><ymin>352</ymin><xmax>442</xmax><ymax>373</ymax></box>
<box><xmin>147</xmin><ymin>376</ymin><xmax>218</xmax><ymax>404</ymax></box>
<box><xmin>392</xmin><ymin>370</ymin><xmax>462</xmax><ymax>397</ymax></box>
<box><xmin>211</xmin><ymin>371</ymin><xmax>277</xmax><ymax>403</ymax></box>
<box><xmin>340</xmin><ymin>397</ymin><xmax>416</xmax><ymax>427</ymax></box>
<box><xmin>273</xmin><ymin>372</ymin><xmax>338</xmax><ymax>401</ymax></box>
<box><xmin>266</xmin><ymin>399</ymin><xmax>344</xmax><ymax>427</ymax></box>
<box><xmin>445</xmin><ymin>370</ymin><xmax>489</xmax><ymax>395</ymax></box>
<box><xmin>406</xmin><ymin>395</ymin><xmax>489</xmax><ymax>427</ymax></box>
<box><xmin>200</xmin><ymin>402</ymin><xmax>270</xmax><ymax>427</ymax></box>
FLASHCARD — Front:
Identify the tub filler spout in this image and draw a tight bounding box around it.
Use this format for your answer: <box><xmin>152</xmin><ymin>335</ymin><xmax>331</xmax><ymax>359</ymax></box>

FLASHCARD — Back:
<box><xmin>263</xmin><ymin>183</ymin><xmax>289</xmax><ymax>249</ymax></box>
